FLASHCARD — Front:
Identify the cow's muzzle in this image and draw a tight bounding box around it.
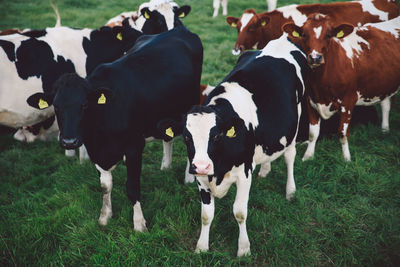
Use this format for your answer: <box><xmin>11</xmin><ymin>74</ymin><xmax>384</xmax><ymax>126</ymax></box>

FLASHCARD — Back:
<box><xmin>232</xmin><ymin>44</ymin><xmax>244</xmax><ymax>56</ymax></box>
<box><xmin>307</xmin><ymin>53</ymin><xmax>324</xmax><ymax>68</ymax></box>
<box><xmin>60</xmin><ymin>137</ymin><xmax>82</xmax><ymax>149</ymax></box>
<box><xmin>190</xmin><ymin>160</ymin><xmax>213</xmax><ymax>176</ymax></box>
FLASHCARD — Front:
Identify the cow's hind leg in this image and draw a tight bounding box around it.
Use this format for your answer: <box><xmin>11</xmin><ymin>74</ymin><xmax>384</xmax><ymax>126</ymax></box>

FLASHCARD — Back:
<box><xmin>380</xmin><ymin>97</ymin><xmax>391</xmax><ymax>132</ymax></box>
<box><xmin>234</xmin><ymin>171</ymin><xmax>252</xmax><ymax>257</ymax></box>
<box><xmin>96</xmin><ymin>164</ymin><xmax>115</xmax><ymax>226</ymax></box>
<box><xmin>338</xmin><ymin>104</ymin><xmax>355</xmax><ymax>162</ymax></box>
<box><xmin>160</xmin><ymin>140</ymin><xmax>173</xmax><ymax>170</ymax></box>
<box><xmin>213</xmin><ymin>0</ymin><xmax>220</xmax><ymax>17</ymax></box>
<box><xmin>258</xmin><ymin>162</ymin><xmax>271</xmax><ymax>178</ymax></box>
<box><xmin>221</xmin><ymin>0</ymin><xmax>228</xmax><ymax>16</ymax></box>
<box><xmin>303</xmin><ymin>99</ymin><xmax>321</xmax><ymax>161</ymax></box>
<box><xmin>284</xmin><ymin>141</ymin><xmax>296</xmax><ymax>200</ymax></box>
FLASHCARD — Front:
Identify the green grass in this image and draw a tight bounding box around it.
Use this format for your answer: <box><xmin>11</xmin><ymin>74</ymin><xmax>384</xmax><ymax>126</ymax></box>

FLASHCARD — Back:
<box><xmin>1</xmin><ymin>0</ymin><xmax>399</xmax><ymax>265</ymax></box>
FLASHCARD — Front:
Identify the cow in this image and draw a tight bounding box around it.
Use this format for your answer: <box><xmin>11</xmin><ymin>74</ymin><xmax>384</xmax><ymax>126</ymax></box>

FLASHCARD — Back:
<box><xmin>282</xmin><ymin>14</ymin><xmax>400</xmax><ymax>162</ymax></box>
<box><xmin>27</xmin><ymin>26</ymin><xmax>203</xmax><ymax>230</ymax></box>
<box><xmin>226</xmin><ymin>0</ymin><xmax>399</xmax><ymax>55</ymax></box>
<box><xmin>105</xmin><ymin>11</ymin><xmax>139</xmax><ymax>28</ymax></box>
<box><xmin>159</xmin><ymin>33</ymin><xmax>308</xmax><ymax>256</ymax></box>
<box><xmin>212</xmin><ymin>0</ymin><xmax>277</xmax><ymax>18</ymax></box>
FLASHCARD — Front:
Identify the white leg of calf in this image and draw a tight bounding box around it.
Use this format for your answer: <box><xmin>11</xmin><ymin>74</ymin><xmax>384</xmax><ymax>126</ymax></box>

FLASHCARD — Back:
<box><xmin>185</xmin><ymin>159</ymin><xmax>195</xmax><ymax>184</ymax></box>
<box><xmin>340</xmin><ymin>136</ymin><xmax>351</xmax><ymax>162</ymax></box>
<box><xmin>96</xmin><ymin>164</ymin><xmax>113</xmax><ymax>226</ymax></box>
<box><xmin>65</xmin><ymin>149</ymin><xmax>76</xmax><ymax>157</ymax></box>
<box><xmin>222</xmin><ymin>0</ymin><xmax>228</xmax><ymax>16</ymax></box>
<box><xmin>380</xmin><ymin>97</ymin><xmax>391</xmax><ymax>132</ymax></box>
<box><xmin>196</xmin><ymin>194</ymin><xmax>215</xmax><ymax>253</ymax></box>
<box><xmin>284</xmin><ymin>142</ymin><xmax>297</xmax><ymax>200</ymax></box>
<box><xmin>160</xmin><ymin>140</ymin><xmax>173</xmax><ymax>170</ymax></box>
<box><xmin>258</xmin><ymin>162</ymin><xmax>271</xmax><ymax>178</ymax></box>
<box><xmin>79</xmin><ymin>145</ymin><xmax>90</xmax><ymax>163</ymax></box>
<box><xmin>212</xmin><ymin>0</ymin><xmax>220</xmax><ymax>17</ymax></box>
<box><xmin>133</xmin><ymin>201</ymin><xmax>147</xmax><ymax>232</ymax></box>
<box><xmin>267</xmin><ymin>0</ymin><xmax>277</xmax><ymax>11</ymax></box>
<box><xmin>234</xmin><ymin>174</ymin><xmax>252</xmax><ymax>257</ymax></box>
<box><xmin>302</xmin><ymin>120</ymin><xmax>321</xmax><ymax>161</ymax></box>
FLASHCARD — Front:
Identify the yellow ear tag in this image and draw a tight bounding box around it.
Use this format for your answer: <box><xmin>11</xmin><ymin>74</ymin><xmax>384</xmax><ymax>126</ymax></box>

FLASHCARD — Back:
<box><xmin>178</xmin><ymin>12</ymin><xmax>185</xmax><ymax>18</ymax></box>
<box><xmin>144</xmin><ymin>11</ymin><xmax>150</xmax><ymax>19</ymax></box>
<box><xmin>292</xmin><ymin>30</ymin><xmax>300</xmax><ymax>38</ymax></box>
<box><xmin>38</xmin><ymin>98</ymin><xmax>48</xmax><ymax>109</ymax></box>
<box><xmin>231</xmin><ymin>22</ymin><xmax>237</xmax><ymax>27</ymax></box>
<box><xmin>98</xmin><ymin>93</ymin><xmax>106</xmax><ymax>104</ymax></box>
<box><xmin>336</xmin><ymin>30</ymin><xmax>344</xmax><ymax>38</ymax></box>
<box><xmin>226</xmin><ymin>126</ymin><xmax>236</xmax><ymax>138</ymax></box>
<box><xmin>261</xmin><ymin>20</ymin><xmax>267</xmax><ymax>26</ymax></box>
<box><xmin>165</xmin><ymin>127</ymin><xmax>174</xmax><ymax>138</ymax></box>
<box><xmin>116</xmin><ymin>32</ymin><xmax>123</xmax><ymax>41</ymax></box>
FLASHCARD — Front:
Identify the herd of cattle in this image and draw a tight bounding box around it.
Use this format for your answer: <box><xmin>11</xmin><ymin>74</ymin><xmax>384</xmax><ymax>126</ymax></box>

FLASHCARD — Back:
<box><xmin>1</xmin><ymin>0</ymin><xmax>399</xmax><ymax>257</ymax></box>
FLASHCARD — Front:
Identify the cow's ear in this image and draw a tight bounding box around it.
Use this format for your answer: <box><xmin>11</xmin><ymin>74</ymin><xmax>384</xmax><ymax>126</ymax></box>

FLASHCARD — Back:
<box><xmin>141</xmin><ymin>7</ymin><xmax>152</xmax><ymax>20</ymax></box>
<box><xmin>331</xmin><ymin>23</ymin><xmax>354</xmax><ymax>39</ymax></box>
<box><xmin>27</xmin><ymin>93</ymin><xmax>52</xmax><ymax>110</ymax></box>
<box><xmin>226</xmin><ymin>16</ymin><xmax>239</xmax><ymax>28</ymax></box>
<box><xmin>88</xmin><ymin>88</ymin><xmax>114</xmax><ymax>105</ymax></box>
<box><xmin>221</xmin><ymin>116</ymin><xmax>243</xmax><ymax>138</ymax></box>
<box><xmin>175</xmin><ymin>5</ymin><xmax>191</xmax><ymax>18</ymax></box>
<box><xmin>157</xmin><ymin>117</ymin><xmax>184</xmax><ymax>142</ymax></box>
<box><xmin>258</xmin><ymin>12</ymin><xmax>270</xmax><ymax>27</ymax></box>
<box><xmin>282</xmin><ymin>23</ymin><xmax>303</xmax><ymax>38</ymax></box>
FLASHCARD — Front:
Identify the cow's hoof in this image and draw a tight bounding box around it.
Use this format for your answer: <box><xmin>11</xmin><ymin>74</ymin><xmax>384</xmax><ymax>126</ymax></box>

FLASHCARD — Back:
<box><xmin>237</xmin><ymin>246</ymin><xmax>251</xmax><ymax>257</ymax></box>
<box><xmin>160</xmin><ymin>163</ymin><xmax>171</xmax><ymax>171</ymax></box>
<box><xmin>302</xmin><ymin>153</ymin><xmax>313</xmax><ymax>162</ymax></box>
<box><xmin>134</xmin><ymin>219</ymin><xmax>147</xmax><ymax>232</ymax></box>
<box><xmin>286</xmin><ymin>191</ymin><xmax>296</xmax><ymax>201</ymax></box>
<box><xmin>185</xmin><ymin>173</ymin><xmax>195</xmax><ymax>184</ymax></box>
<box><xmin>98</xmin><ymin>211</ymin><xmax>112</xmax><ymax>226</ymax></box>
<box><xmin>195</xmin><ymin>244</ymin><xmax>208</xmax><ymax>253</ymax></box>
<box><xmin>65</xmin><ymin>149</ymin><xmax>76</xmax><ymax>157</ymax></box>
<box><xmin>382</xmin><ymin>127</ymin><xmax>389</xmax><ymax>133</ymax></box>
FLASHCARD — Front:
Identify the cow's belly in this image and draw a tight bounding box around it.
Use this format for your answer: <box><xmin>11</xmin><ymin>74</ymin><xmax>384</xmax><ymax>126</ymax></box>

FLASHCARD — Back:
<box><xmin>309</xmin><ymin>99</ymin><xmax>337</xmax><ymax>120</ymax></box>
<box><xmin>0</xmin><ymin>108</ymin><xmax>54</xmax><ymax>128</ymax></box>
<box><xmin>253</xmin><ymin>145</ymin><xmax>285</xmax><ymax>165</ymax></box>
<box><xmin>356</xmin><ymin>90</ymin><xmax>398</xmax><ymax>106</ymax></box>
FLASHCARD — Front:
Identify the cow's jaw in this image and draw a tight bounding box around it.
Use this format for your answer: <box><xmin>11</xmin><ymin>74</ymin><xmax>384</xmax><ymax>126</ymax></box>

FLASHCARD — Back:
<box><xmin>186</xmin><ymin>112</ymin><xmax>216</xmax><ymax>176</ymax></box>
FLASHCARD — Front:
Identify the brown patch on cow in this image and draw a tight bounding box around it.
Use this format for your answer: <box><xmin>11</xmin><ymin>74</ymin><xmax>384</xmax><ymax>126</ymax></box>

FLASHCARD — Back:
<box><xmin>0</xmin><ymin>29</ymin><xmax>22</xmax><ymax>36</ymax></box>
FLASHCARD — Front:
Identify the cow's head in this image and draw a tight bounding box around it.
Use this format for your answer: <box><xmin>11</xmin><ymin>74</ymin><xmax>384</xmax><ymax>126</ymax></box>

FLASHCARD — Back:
<box><xmin>282</xmin><ymin>13</ymin><xmax>354</xmax><ymax>68</ymax></box>
<box><xmin>27</xmin><ymin>73</ymin><xmax>112</xmax><ymax>149</ymax></box>
<box><xmin>226</xmin><ymin>9</ymin><xmax>270</xmax><ymax>55</ymax></box>
<box><xmin>137</xmin><ymin>2</ymin><xmax>191</xmax><ymax>34</ymax></box>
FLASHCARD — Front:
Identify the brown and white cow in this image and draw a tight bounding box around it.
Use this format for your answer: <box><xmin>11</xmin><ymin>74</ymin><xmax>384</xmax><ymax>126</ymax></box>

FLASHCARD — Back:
<box><xmin>226</xmin><ymin>0</ymin><xmax>399</xmax><ymax>55</ymax></box>
<box><xmin>105</xmin><ymin>11</ymin><xmax>139</xmax><ymax>28</ymax></box>
<box><xmin>282</xmin><ymin>14</ymin><xmax>400</xmax><ymax>161</ymax></box>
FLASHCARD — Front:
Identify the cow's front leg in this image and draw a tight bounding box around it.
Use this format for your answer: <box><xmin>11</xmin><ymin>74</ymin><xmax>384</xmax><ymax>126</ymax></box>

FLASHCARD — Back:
<box><xmin>284</xmin><ymin>141</ymin><xmax>296</xmax><ymax>200</ymax></box>
<box><xmin>234</xmin><ymin>172</ymin><xmax>252</xmax><ymax>257</ymax></box>
<box><xmin>303</xmin><ymin>99</ymin><xmax>321</xmax><ymax>161</ymax></box>
<box><xmin>96</xmin><ymin>164</ymin><xmax>116</xmax><ymax>226</ymax></box>
<box><xmin>380</xmin><ymin>97</ymin><xmax>391</xmax><ymax>132</ymax></box>
<box><xmin>221</xmin><ymin>0</ymin><xmax>228</xmax><ymax>16</ymax></box>
<box><xmin>126</xmin><ymin>140</ymin><xmax>147</xmax><ymax>232</ymax></box>
<box><xmin>184</xmin><ymin>159</ymin><xmax>195</xmax><ymax>184</ymax></box>
<box><xmin>338</xmin><ymin>104</ymin><xmax>355</xmax><ymax>162</ymax></box>
<box><xmin>212</xmin><ymin>0</ymin><xmax>220</xmax><ymax>17</ymax></box>
<box><xmin>195</xmin><ymin>178</ymin><xmax>215</xmax><ymax>253</ymax></box>
<box><xmin>160</xmin><ymin>140</ymin><xmax>173</xmax><ymax>170</ymax></box>
<box><xmin>258</xmin><ymin>162</ymin><xmax>271</xmax><ymax>178</ymax></box>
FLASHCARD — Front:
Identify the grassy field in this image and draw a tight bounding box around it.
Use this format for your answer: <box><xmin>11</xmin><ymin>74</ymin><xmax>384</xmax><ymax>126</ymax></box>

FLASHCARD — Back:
<box><xmin>1</xmin><ymin>0</ymin><xmax>399</xmax><ymax>265</ymax></box>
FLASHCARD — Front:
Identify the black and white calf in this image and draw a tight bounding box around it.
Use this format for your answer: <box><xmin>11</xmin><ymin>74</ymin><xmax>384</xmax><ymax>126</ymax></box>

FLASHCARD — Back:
<box><xmin>28</xmin><ymin>26</ymin><xmax>203</xmax><ymax>230</ymax></box>
<box><xmin>163</xmin><ymin>34</ymin><xmax>308</xmax><ymax>256</ymax></box>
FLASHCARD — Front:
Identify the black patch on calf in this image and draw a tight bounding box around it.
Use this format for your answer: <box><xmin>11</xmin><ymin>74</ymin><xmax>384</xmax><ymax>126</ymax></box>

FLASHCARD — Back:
<box><xmin>0</xmin><ymin>40</ymin><xmax>16</xmax><ymax>61</ymax></box>
<box><xmin>200</xmin><ymin>189</ymin><xmax>211</xmax><ymax>204</ymax></box>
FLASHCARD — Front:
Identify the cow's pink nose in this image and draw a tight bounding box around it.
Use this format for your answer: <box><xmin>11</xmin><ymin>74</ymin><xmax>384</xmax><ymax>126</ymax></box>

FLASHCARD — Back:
<box><xmin>194</xmin><ymin>162</ymin><xmax>211</xmax><ymax>175</ymax></box>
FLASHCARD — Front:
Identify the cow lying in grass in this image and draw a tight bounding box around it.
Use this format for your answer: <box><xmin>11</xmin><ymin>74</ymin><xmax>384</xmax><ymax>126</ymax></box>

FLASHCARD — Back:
<box><xmin>160</xmin><ymin>33</ymin><xmax>308</xmax><ymax>256</ymax></box>
<box><xmin>28</xmin><ymin>26</ymin><xmax>203</xmax><ymax>230</ymax></box>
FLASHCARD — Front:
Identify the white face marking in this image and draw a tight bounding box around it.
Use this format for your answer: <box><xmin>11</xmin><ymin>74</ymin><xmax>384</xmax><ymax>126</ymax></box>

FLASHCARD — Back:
<box><xmin>309</xmin><ymin>99</ymin><xmax>337</xmax><ymax>119</ymax></box>
<box><xmin>240</xmin><ymin>13</ymin><xmax>254</xmax><ymax>32</ymax></box>
<box><xmin>277</xmin><ymin>4</ymin><xmax>307</xmax><ymax>26</ymax></box>
<box><xmin>310</xmin><ymin>49</ymin><xmax>321</xmax><ymax>58</ymax></box>
<box><xmin>186</xmin><ymin>112</ymin><xmax>216</xmax><ymax>173</ymax></box>
<box><xmin>334</xmin><ymin>29</ymin><xmax>369</xmax><ymax>67</ymax></box>
<box><xmin>257</xmin><ymin>34</ymin><xmax>306</xmax><ymax>95</ymax></box>
<box><xmin>359</xmin><ymin>0</ymin><xmax>389</xmax><ymax>21</ymax></box>
<box><xmin>156</xmin><ymin>3</ymin><xmax>176</xmax><ymax>30</ymax></box>
<box><xmin>208</xmin><ymin>82</ymin><xmax>259</xmax><ymax>129</ymax></box>
<box><xmin>365</xmin><ymin>17</ymin><xmax>400</xmax><ymax>39</ymax></box>
<box><xmin>313</xmin><ymin>26</ymin><xmax>322</xmax><ymax>39</ymax></box>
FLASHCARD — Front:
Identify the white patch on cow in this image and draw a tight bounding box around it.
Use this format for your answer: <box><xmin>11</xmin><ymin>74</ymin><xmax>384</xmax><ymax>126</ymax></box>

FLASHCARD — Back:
<box><xmin>310</xmin><ymin>49</ymin><xmax>320</xmax><ymax>58</ymax></box>
<box><xmin>240</xmin><ymin>13</ymin><xmax>254</xmax><ymax>32</ymax></box>
<box><xmin>302</xmin><ymin>119</ymin><xmax>321</xmax><ymax>161</ymax></box>
<box><xmin>358</xmin><ymin>22</ymin><xmax>362</xmax><ymax>27</ymax></box>
<box><xmin>277</xmin><ymin>4</ymin><xmax>307</xmax><ymax>26</ymax></box>
<box><xmin>356</xmin><ymin>91</ymin><xmax>381</xmax><ymax>105</ymax></box>
<box><xmin>279</xmin><ymin>136</ymin><xmax>287</xmax><ymax>146</ymax></box>
<box><xmin>160</xmin><ymin>140</ymin><xmax>173</xmax><ymax>170</ymax></box>
<box><xmin>257</xmin><ymin>34</ymin><xmax>306</xmax><ymax>93</ymax></box>
<box><xmin>380</xmin><ymin>97</ymin><xmax>391</xmax><ymax>132</ymax></box>
<box><xmin>309</xmin><ymin>99</ymin><xmax>337</xmax><ymax>120</ymax></box>
<box><xmin>209</xmin><ymin>82</ymin><xmax>259</xmax><ymax>129</ymax></box>
<box><xmin>365</xmin><ymin>17</ymin><xmax>400</xmax><ymax>39</ymax></box>
<box><xmin>334</xmin><ymin>30</ymin><xmax>370</xmax><ymax>67</ymax></box>
<box><xmin>341</xmin><ymin>106</ymin><xmax>346</xmax><ymax>113</ymax></box>
<box><xmin>40</xmin><ymin>27</ymin><xmax>91</xmax><ymax>77</ymax></box>
<box><xmin>155</xmin><ymin>3</ymin><xmax>176</xmax><ymax>30</ymax></box>
<box><xmin>202</xmin><ymin>85</ymin><xmax>215</xmax><ymax>96</ymax></box>
<box><xmin>284</xmin><ymin>141</ymin><xmax>296</xmax><ymax>200</ymax></box>
<box><xmin>133</xmin><ymin>201</ymin><xmax>147</xmax><ymax>232</ymax></box>
<box><xmin>340</xmin><ymin>136</ymin><xmax>351</xmax><ymax>161</ymax></box>
<box><xmin>313</xmin><ymin>26</ymin><xmax>322</xmax><ymax>39</ymax></box>
<box><xmin>358</xmin><ymin>0</ymin><xmax>389</xmax><ymax>21</ymax></box>
<box><xmin>253</xmin><ymin>145</ymin><xmax>285</xmax><ymax>165</ymax></box>
<box><xmin>186</xmin><ymin>112</ymin><xmax>216</xmax><ymax>173</ymax></box>
<box><xmin>252</xmin><ymin>42</ymin><xmax>259</xmax><ymax>50</ymax></box>
<box><xmin>95</xmin><ymin>164</ymin><xmax>115</xmax><ymax>226</ymax></box>
<box><xmin>342</xmin><ymin>122</ymin><xmax>349</xmax><ymax>137</ymax></box>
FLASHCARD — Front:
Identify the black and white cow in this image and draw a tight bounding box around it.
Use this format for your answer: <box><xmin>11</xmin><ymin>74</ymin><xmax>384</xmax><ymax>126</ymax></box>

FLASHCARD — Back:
<box><xmin>162</xmin><ymin>34</ymin><xmax>308</xmax><ymax>256</ymax></box>
<box><xmin>27</xmin><ymin>26</ymin><xmax>203</xmax><ymax>230</ymax></box>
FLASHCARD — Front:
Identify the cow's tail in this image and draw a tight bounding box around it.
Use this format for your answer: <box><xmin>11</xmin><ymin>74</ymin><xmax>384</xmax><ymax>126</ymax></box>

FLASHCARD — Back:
<box><xmin>50</xmin><ymin>0</ymin><xmax>61</xmax><ymax>27</ymax></box>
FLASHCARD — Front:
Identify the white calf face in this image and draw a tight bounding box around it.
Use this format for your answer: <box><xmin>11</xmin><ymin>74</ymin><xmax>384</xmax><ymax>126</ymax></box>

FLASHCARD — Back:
<box><xmin>185</xmin><ymin>111</ymin><xmax>218</xmax><ymax>176</ymax></box>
